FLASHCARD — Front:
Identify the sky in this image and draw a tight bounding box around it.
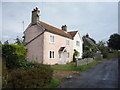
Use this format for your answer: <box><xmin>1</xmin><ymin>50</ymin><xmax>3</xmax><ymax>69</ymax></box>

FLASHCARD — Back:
<box><xmin>0</xmin><ymin>1</ymin><xmax>118</xmax><ymax>44</ymax></box>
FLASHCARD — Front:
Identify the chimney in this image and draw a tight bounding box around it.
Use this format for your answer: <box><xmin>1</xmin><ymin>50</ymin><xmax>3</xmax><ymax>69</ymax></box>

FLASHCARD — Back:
<box><xmin>61</xmin><ymin>25</ymin><xmax>67</xmax><ymax>32</ymax></box>
<box><xmin>31</xmin><ymin>7</ymin><xmax>40</xmax><ymax>24</ymax></box>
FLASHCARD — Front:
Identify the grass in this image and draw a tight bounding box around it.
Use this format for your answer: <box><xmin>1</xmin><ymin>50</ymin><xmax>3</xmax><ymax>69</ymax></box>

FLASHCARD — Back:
<box><xmin>51</xmin><ymin>61</ymin><xmax>100</xmax><ymax>71</ymax></box>
<box><xmin>45</xmin><ymin>77</ymin><xmax>59</xmax><ymax>88</ymax></box>
<box><xmin>48</xmin><ymin>60</ymin><xmax>101</xmax><ymax>88</ymax></box>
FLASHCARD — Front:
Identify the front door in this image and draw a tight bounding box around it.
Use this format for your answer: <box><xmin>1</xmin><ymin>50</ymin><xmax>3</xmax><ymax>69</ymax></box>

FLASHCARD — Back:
<box><xmin>59</xmin><ymin>50</ymin><xmax>67</xmax><ymax>64</ymax></box>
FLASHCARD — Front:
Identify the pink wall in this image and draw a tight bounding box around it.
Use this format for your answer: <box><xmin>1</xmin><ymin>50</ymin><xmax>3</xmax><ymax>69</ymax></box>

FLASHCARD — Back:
<box><xmin>43</xmin><ymin>31</ymin><xmax>73</xmax><ymax>65</ymax></box>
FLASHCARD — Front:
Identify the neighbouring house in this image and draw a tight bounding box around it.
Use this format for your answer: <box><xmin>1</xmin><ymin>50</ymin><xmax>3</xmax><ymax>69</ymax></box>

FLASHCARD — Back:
<box><xmin>24</xmin><ymin>7</ymin><xmax>83</xmax><ymax>65</ymax></box>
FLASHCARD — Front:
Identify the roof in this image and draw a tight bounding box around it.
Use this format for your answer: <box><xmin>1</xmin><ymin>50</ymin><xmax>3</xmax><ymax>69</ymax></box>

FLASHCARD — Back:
<box><xmin>68</xmin><ymin>31</ymin><xmax>78</xmax><ymax>37</ymax></box>
<box><xmin>39</xmin><ymin>21</ymin><xmax>73</xmax><ymax>39</ymax></box>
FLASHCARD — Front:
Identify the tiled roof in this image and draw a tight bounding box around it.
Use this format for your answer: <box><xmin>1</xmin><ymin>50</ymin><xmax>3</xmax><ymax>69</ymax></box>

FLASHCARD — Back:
<box><xmin>39</xmin><ymin>21</ymin><xmax>73</xmax><ymax>39</ymax></box>
<box><xmin>68</xmin><ymin>31</ymin><xmax>78</xmax><ymax>37</ymax></box>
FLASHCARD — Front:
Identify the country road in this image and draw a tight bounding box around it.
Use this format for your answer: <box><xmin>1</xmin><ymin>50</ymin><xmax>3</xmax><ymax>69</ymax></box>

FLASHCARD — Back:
<box><xmin>58</xmin><ymin>58</ymin><xmax>119</xmax><ymax>88</ymax></box>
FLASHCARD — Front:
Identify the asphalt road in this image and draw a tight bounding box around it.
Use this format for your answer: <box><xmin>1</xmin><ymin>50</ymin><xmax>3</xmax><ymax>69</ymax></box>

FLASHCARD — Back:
<box><xmin>58</xmin><ymin>58</ymin><xmax>119</xmax><ymax>88</ymax></box>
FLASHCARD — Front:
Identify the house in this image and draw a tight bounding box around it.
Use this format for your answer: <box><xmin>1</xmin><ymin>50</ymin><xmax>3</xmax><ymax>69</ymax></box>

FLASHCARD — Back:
<box><xmin>24</xmin><ymin>7</ymin><xmax>83</xmax><ymax>65</ymax></box>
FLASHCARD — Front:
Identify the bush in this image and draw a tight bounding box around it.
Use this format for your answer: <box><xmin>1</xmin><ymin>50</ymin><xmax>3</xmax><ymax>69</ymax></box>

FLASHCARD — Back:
<box><xmin>73</xmin><ymin>49</ymin><xmax>79</xmax><ymax>62</ymax></box>
<box><xmin>2</xmin><ymin>64</ymin><xmax>53</xmax><ymax>88</ymax></box>
<box><xmin>98</xmin><ymin>46</ymin><xmax>109</xmax><ymax>58</ymax></box>
<box><xmin>2</xmin><ymin>44</ymin><xmax>27</xmax><ymax>69</ymax></box>
<box><xmin>83</xmin><ymin>50</ymin><xmax>94</xmax><ymax>58</ymax></box>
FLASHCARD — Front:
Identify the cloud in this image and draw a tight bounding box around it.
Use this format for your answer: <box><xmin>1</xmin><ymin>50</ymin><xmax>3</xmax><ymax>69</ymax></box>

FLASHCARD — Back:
<box><xmin>2</xmin><ymin>2</ymin><xmax>118</xmax><ymax>44</ymax></box>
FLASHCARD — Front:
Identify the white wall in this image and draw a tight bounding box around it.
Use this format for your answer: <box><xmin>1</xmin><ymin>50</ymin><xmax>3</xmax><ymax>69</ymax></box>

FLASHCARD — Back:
<box><xmin>73</xmin><ymin>32</ymin><xmax>83</xmax><ymax>58</ymax></box>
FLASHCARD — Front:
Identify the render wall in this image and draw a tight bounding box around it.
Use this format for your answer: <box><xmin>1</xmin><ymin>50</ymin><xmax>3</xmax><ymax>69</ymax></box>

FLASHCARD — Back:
<box><xmin>43</xmin><ymin>31</ymin><xmax>73</xmax><ymax>65</ymax></box>
<box><xmin>73</xmin><ymin>32</ymin><xmax>83</xmax><ymax>58</ymax></box>
<box><xmin>24</xmin><ymin>25</ymin><xmax>44</xmax><ymax>63</ymax></box>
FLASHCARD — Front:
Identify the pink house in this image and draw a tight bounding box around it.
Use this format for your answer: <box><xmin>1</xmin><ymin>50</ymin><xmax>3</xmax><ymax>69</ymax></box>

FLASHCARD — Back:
<box><xmin>24</xmin><ymin>7</ymin><xmax>83</xmax><ymax>65</ymax></box>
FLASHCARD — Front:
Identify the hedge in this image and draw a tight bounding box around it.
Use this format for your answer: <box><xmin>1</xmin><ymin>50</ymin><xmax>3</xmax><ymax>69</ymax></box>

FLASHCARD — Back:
<box><xmin>2</xmin><ymin>62</ymin><xmax>53</xmax><ymax>88</ymax></box>
<box><xmin>2</xmin><ymin>44</ymin><xmax>27</xmax><ymax>69</ymax></box>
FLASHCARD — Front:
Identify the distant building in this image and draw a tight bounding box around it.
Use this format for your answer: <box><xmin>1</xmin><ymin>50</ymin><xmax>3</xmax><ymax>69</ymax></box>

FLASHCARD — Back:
<box><xmin>24</xmin><ymin>7</ymin><xmax>83</xmax><ymax>65</ymax></box>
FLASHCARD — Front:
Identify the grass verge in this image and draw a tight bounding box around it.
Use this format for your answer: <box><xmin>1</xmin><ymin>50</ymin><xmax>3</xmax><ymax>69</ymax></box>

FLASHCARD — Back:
<box><xmin>51</xmin><ymin>61</ymin><xmax>100</xmax><ymax>71</ymax></box>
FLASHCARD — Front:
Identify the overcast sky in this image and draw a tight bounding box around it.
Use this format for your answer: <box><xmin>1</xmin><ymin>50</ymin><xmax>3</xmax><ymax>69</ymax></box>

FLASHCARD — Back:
<box><xmin>1</xmin><ymin>2</ymin><xmax>118</xmax><ymax>43</ymax></box>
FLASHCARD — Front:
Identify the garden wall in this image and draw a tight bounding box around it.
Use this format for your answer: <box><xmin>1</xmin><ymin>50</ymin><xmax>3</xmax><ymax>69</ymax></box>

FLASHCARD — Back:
<box><xmin>76</xmin><ymin>58</ymin><xmax>94</xmax><ymax>67</ymax></box>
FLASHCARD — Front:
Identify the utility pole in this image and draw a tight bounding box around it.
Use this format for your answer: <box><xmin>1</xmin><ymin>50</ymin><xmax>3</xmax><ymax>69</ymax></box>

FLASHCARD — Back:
<box><xmin>22</xmin><ymin>21</ymin><xmax>24</xmax><ymax>32</ymax></box>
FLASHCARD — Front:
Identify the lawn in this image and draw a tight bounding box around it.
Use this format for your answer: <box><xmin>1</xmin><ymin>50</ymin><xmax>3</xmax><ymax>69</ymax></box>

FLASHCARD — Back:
<box><xmin>51</xmin><ymin>61</ymin><xmax>100</xmax><ymax>71</ymax></box>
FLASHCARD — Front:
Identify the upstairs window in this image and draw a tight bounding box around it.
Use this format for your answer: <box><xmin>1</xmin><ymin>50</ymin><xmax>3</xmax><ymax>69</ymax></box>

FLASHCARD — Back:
<box><xmin>66</xmin><ymin>40</ymin><xmax>70</xmax><ymax>46</ymax></box>
<box><xmin>76</xmin><ymin>41</ymin><xmax>80</xmax><ymax>46</ymax></box>
<box><xmin>49</xmin><ymin>51</ymin><xmax>55</xmax><ymax>59</ymax></box>
<box><xmin>49</xmin><ymin>35</ymin><xmax>55</xmax><ymax>43</ymax></box>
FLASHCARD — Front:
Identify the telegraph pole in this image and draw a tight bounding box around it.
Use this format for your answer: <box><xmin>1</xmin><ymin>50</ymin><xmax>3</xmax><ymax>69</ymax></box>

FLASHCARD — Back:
<box><xmin>22</xmin><ymin>21</ymin><xmax>24</xmax><ymax>32</ymax></box>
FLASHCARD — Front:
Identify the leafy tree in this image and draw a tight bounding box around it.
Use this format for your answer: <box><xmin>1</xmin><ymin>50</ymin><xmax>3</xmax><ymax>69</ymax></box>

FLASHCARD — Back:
<box><xmin>2</xmin><ymin>44</ymin><xmax>27</xmax><ymax>69</ymax></box>
<box><xmin>97</xmin><ymin>41</ymin><xmax>106</xmax><ymax>47</ymax></box>
<box><xmin>107</xmin><ymin>33</ymin><xmax>120</xmax><ymax>50</ymax></box>
<box><xmin>14</xmin><ymin>36</ymin><xmax>23</xmax><ymax>45</ymax></box>
<box><xmin>97</xmin><ymin>41</ymin><xmax>109</xmax><ymax>58</ymax></box>
<box><xmin>4</xmin><ymin>40</ymin><xmax>9</xmax><ymax>44</ymax></box>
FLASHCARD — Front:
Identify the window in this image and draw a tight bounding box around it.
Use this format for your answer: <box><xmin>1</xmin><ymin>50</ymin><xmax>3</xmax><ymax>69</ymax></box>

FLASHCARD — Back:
<box><xmin>76</xmin><ymin>41</ymin><xmax>80</xmax><ymax>46</ymax></box>
<box><xmin>66</xmin><ymin>40</ymin><xmax>70</xmax><ymax>45</ymax></box>
<box><xmin>49</xmin><ymin>35</ymin><xmax>55</xmax><ymax>43</ymax></box>
<box><xmin>49</xmin><ymin>51</ymin><xmax>55</xmax><ymax>59</ymax></box>
<box><xmin>67</xmin><ymin>52</ymin><xmax>69</xmax><ymax>58</ymax></box>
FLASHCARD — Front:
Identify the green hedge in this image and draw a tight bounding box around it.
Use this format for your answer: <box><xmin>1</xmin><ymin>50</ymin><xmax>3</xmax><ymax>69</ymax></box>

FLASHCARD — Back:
<box><xmin>2</xmin><ymin>44</ymin><xmax>27</xmax><ymax>69</ymax></box>
<box><xmin>83</xmin><ymin>50</ymin><xmax>94</xmax><ymax>58</ymax></box>
<box><xmin>2</xmin><ymin>61</ymin><xmax>53</xmax><ymax>88</ymax></box>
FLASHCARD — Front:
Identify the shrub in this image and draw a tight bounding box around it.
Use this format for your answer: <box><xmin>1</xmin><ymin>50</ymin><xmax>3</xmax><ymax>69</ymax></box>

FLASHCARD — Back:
<box><xmin>3</xmin><ymin>64</ymin><xmax>53</xmax><ymax>88</ymax></box>
<box><xmin>2</xmin><ymin>44</ymin><xmax>27</xmax><ymax>69</ymax></box>
<box><xmin>83</xmin><ymin>50</ymin><xmax>94</xmax><ymax>58</ymax></box>
<box><xmin>73</xmin><ymin>49</ymin><xmax>79</xmax><ymax>62</ymax></box>
<box><xmin>98</xmin><ymin>46</ymin><xmax>109</xmax><ymax>58</ymax></box>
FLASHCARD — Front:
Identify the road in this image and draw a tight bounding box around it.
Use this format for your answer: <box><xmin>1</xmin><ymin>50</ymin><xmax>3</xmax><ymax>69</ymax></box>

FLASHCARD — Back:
<box><xmin>58</xmin><ymin>58</ymin><xmax>119</xmax><ymax>88</ymax></box>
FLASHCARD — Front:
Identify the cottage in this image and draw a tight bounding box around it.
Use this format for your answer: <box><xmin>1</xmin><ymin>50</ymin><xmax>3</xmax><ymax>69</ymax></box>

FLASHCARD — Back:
<box><xmin>24</xmin><ymin>7</ymin><xmax>83</xmax><ymax>65</ymax></box>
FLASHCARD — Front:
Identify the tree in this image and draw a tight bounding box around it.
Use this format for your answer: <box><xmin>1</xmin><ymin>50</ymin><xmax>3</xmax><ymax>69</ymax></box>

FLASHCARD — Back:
<box><xmin>97</xmin><ymin>41</ymin><xmax>106</xmax><ymax>47</ymax></box>
<box><xmin>14</xmin><ymin>36</ymin><xmax>23</xmax><ymax>45</ymax></box>
<box><xmin>97</xmin><ymin>41</ymin><xmax>109</xmax><ymax>58</ymax></box>
<box><xmin>107</xmin><ymin>33</ymin><xmax>120</xmax><ymax>50</ymax></box>
<box><xmin>4</xmin><ymin>40</ymin><xmax>9</xmax><ymax>44</ymax></box>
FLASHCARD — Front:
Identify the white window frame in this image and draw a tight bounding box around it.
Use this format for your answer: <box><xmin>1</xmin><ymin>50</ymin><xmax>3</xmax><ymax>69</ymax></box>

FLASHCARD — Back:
<box><xmin>49</xmin><ymin>35</ymin><xmax>55</xmax><ymax>43</ymax></box>
<box><xmin>49</xmin><ymin>50</ymin><xmax>55</xmax><ymax>59</ymax></box>
<box><xmin>76</xmin><ymin>41</ymin><xmax>80</xmax><ymax>46</ymax></box>
<box><xmin>66</xmin><ymin>40</ymin><xmax>70</xmax><ymax>46</ymax></box>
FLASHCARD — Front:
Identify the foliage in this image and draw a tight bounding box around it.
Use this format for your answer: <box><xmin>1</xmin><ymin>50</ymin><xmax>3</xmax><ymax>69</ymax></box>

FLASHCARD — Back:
<box><xmin>2</xmin><ymin>44</ymin><xmax>27</xmax><ymax>69</ymax></box>
<box><xmin>82</xmin><ymin>50</ymin><xmax>94</xmax><ymax>58</ymax></box>
<box><xmin>97</xmin><ymin>41</ymin><xmax>106</xmax><ymax>47</ymax></box>
<box><xmin>2</xmin><ymin>64</ymin><xmax>53</xmax><ymax>88</ymax></box>
<box><xmin>14</xmin><ymin>36</ymin><xmax>23</xmax><ymax>45</ymax></box>
<box><xmin>73</xmin><ymin>49</ymin><xmax>79</xmax><ymax>62</ymax></box>
<box><xmin>107</xmin><ymin>33</ymin><xmax>120</xmax><ymax>50</ymax></box>
<box><xmin>106</xmin><ymin>50</ymin><xmax>120</xmax><ymax>59</ymax></box>
<box><xmin>97</xmin><ymin>45</ymin><xmax>109</xmax><ymax>58</ymax></box>
<box><xmin>0</xmin><ymin>42</ymin><xmax>1</xmax><ymax>57</ymax></box>
<box><xmin>73</xmin><ymin>49</ymin><xmax>79</xmax><ymax>57</ymax></box>
<box><xmin>2</xmin><ymin>60</ymin><xmax>9</xmax><ymax>87</ymax></box>
<box><xmin>4</xmin><ymin>40</ymin><xmax>9</xmax><ymax>44</ymax></box>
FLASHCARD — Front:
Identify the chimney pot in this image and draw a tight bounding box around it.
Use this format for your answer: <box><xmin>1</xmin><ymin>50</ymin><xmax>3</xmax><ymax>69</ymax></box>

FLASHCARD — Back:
<box><xmin>61</xmin><ymin>25</ymin><xmax>67</xmax><ymax>32</ymax></box>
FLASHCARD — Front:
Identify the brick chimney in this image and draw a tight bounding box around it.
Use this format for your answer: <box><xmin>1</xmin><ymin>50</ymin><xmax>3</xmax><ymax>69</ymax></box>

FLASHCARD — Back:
<box><xmin>61</xmin><ymin>25</ymin><xmax>67</xmax><ymax>32</ymax></box>
<box><xmin>31</xmin><ymin>7</ymin><xmax>40</xmax><ymax>24</ymax></box>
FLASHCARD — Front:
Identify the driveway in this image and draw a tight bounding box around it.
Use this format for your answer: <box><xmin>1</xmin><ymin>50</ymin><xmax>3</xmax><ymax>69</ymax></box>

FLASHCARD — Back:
<box><xmin>58</xmin><ymin>58</ymin><xmax>119</xmax><ymax>88</ymax></box>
